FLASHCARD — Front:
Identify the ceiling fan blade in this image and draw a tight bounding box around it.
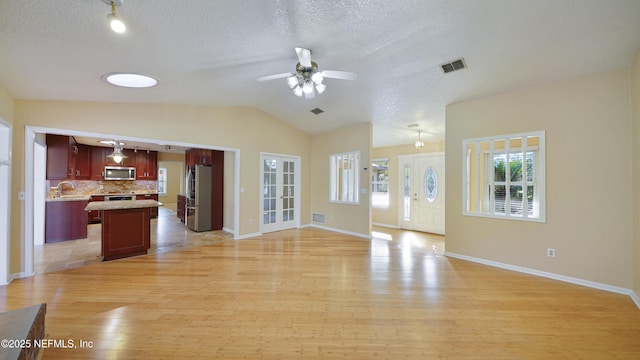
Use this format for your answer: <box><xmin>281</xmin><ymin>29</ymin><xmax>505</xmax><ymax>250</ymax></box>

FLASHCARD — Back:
<box><xmin>295</xmin><ymin>47</ymin><xmax>312</xmax><ymax>68</ymax></box>
<box><xmin>257</xmin><ymin>72</ymin><xmax>294</xmax><ymax>82</ymax></box>
<box><xmin>322</xmin><ymin>70</ymin><xmax>357</xmax><ymax>80</ymax></box>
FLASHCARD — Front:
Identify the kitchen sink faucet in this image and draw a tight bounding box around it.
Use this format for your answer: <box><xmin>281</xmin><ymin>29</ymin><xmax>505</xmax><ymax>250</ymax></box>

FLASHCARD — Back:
<box><xmin>55</xmin><ymin>181</ymin><xmax>75</xmax><ymax>197</ymax></box>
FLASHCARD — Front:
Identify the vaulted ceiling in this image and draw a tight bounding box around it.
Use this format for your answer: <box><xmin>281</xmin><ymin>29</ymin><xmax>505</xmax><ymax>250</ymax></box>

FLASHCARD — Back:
<box><xmin>1</xmin><ymin>1</ymin><xmax>639</xmax><ymax>148</ymax></box>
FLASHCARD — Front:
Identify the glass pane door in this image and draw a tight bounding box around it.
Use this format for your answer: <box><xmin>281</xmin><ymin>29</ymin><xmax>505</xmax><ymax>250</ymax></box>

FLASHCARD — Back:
<box><xmin>261</xmin><ymin>155</ymin><xmax>299</xmax><ymax>233</ymax></box>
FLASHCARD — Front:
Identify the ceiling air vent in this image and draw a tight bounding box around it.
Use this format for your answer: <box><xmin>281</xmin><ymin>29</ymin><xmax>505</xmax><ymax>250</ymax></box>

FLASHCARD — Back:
<box><xmin>441</xmin><ymin>58</ymin><xmax>467</xmax><ymax>74</ymax></box>
<box><xmin>310</xmin><ymin>108</ymin><xmax>324</xmax><ymax>115</ymax></box>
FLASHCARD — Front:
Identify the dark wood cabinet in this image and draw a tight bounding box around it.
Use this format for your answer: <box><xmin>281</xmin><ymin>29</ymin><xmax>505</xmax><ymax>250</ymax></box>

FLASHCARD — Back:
<box><xmin>186</xmin><ymin>148</ymin><xmax>215</xmax><ymax>169</ymax></box>
<box><xmin>101</xmin><ymin>207</ymin><xmax>150</xmax><ymax>261</ymax></box>
<box><xmin>210</xmin><ymin>150</ymin><xmax>224</xmax><ymax>230</ymax></box>
<box><xmin>88</xmin><ymin>195</ymin><xmax>104</xmax><ymax>223</ymax></box>
<box><xmin>74</xmin><ymin>144</ymin><xmax>91</xmax><ymax>180</ymax></box>
<box><xmin>46</xmin><ymin>134</ymin><xmax>71</xmax><ymax>180</ymax></box>
<box><xmin>90</xmin><ymin>147</ymin><xmax>106</xmax><ymax>180</ymax></box>
<box><xmin>177</xmin><ymin>194</ymin><xmax>186</xmax><ymax>222</ymax></box>
<box><xmin>136</xmin><ymin>194</ymin><xmax>158</xmax><ymax>218</ymax></box>
<box><xmin>135</xmin><ymin>150</ymin><xmax>157</xmax><ymax>180</ymax></box>
<box><xmin>45</xmin><ymin>200</ymin><xmax>89</xmax><ymax>243</ymax></box>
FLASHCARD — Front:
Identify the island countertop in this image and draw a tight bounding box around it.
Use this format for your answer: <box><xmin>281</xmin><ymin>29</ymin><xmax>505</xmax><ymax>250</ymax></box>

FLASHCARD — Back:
<box><xmin>84</xmin><ymin>200</ymin><xmax>160</xmax><ymax>212</ymax></box>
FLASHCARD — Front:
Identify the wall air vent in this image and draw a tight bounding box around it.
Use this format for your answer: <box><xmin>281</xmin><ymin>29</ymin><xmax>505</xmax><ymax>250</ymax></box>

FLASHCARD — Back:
<box><xmin>310</xmin><ymin>108</ymin><xmax>324</xmax><ymax>115</ymax></box>
<box><xmin>312</xmin><ymin>212</ymin><xmax>326</xmax><ymax>224</ymax></box>
<box><xmin>441</xmin><ymin>58</ymin><xmax>467</xmax><ymax>74</ymax></box>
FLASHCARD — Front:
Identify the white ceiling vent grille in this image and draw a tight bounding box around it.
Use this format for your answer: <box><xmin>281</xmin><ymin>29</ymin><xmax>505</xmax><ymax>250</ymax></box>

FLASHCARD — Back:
<box><xmin>441</xmin><ymin>58</ymin><xmax>467</xmax><ymax>74</ymax></box>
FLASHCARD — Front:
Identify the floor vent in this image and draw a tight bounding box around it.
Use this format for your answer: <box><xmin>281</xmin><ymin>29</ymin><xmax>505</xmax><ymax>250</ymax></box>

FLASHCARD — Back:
<box><xmin>312</xmin><ymin>212</ymin><xmax>326</xmax><ymax>224</ymax></box>
<box><xmin>441</xmin><ymin>58</ymin><xmax>467</xmax><ymax>74</ymax></box>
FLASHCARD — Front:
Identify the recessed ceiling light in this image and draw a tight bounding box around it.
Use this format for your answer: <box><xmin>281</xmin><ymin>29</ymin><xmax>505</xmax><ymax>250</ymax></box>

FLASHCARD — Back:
<box><xmin>103</xmin><ymin>73</ymin><xmax>158</xmax><ymax>88</ymax></box>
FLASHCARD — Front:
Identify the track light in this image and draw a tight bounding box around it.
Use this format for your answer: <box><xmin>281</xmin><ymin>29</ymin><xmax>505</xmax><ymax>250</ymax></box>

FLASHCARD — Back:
<box><xmin>102</xmin><ymin>0</ymin><xmax>126</xmax><ymax>34</ymax></box>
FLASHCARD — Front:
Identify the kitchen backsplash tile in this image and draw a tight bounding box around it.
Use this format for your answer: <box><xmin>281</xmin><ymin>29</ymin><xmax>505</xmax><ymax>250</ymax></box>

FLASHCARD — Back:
<box><xmin>47</xmin><ymin>180</ymin><xmax>158</xmax><ymax>196</ymax></box>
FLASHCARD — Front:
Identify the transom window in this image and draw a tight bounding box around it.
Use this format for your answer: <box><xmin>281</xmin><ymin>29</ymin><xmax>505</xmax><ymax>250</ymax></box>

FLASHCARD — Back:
<box><xmin>463</xmin><ymin>131</ymin><xmax>545</xmax><ymax>222</ymax></box>
<box><xmin>330</xmin><ymin>151</ymin><xmax>360</xmax><ymax>204</ymax></box>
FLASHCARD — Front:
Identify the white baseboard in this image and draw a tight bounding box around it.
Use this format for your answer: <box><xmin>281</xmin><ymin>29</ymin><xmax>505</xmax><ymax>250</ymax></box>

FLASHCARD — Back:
<box><xmin>307</xmin><ymin>224</ymin><xmax>371</xmax><ymax>239</ymax></box>
<box><xmin>234</xmin><ymin>232</ymin><xmax>262</xmax><ymax>240</ymax></box>
<box><xmin>445</xmin><ymin>251</ymin><xmax>639</xmax><ymax>310</ymax></box>
<box><xmin>372</xmin><ymin>222</ymin><xmax>399</xmax><ymax>229</ymax></box>
<box><xmin>222</xmin><ymin>227</ymin><xmax>234</xmax><ymax>234</ymax></box>
<box><xmin>8</xmin><ymin>271</ymin><xmax>34</xmax><ymax>283</ymax></box>
<box><xmin>631</xmin><ymin>290</ymin><xmax>640</xmax><ymax>310</ymax></box>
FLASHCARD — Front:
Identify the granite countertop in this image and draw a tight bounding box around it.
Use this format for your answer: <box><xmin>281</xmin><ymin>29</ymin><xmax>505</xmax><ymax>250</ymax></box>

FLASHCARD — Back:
<box><xmin>85</xmin><ymin>199</ymin><xmax>160</xmax><ymax>211</ymax></box>
<box><xmin>46</xmin><ymin>195</ymin><xmax>91</xmax><ymax>202</ymax></box>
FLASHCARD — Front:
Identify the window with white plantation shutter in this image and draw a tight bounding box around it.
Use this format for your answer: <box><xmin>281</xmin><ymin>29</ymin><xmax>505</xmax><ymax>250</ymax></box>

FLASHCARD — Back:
<box><xmin>463</xmin><ymin>131</ymin><xmax>545</xmax><ymax>222</ymax></box>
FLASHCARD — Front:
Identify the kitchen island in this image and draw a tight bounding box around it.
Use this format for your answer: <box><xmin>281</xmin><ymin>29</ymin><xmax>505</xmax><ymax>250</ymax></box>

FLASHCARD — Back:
<box><xmin>85</xmin><ymin>199</ymin><xmax>159</xmax><ymax>261</ymax></box>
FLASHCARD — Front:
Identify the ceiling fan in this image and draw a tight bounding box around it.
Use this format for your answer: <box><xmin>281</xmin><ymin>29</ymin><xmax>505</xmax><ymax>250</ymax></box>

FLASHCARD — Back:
<box><xmin>257</xmin><ymin>47</ymin><xmax>357</xmax><ymax>99</ymax></box>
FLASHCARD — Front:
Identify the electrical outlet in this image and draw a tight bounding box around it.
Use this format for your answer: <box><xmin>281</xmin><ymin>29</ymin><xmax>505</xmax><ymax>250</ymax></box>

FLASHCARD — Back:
<box><xmin>547</xmin><ymin>248</ymin><xmax>556</xmax><ymax>258</ymax></box>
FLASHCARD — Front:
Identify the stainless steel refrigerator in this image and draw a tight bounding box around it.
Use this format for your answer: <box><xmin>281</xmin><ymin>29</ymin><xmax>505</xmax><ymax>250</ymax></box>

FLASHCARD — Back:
<box><xmin>185</xmin><ymin>165</ymin><xmax>212</xmax><ymax>232</ymax></box>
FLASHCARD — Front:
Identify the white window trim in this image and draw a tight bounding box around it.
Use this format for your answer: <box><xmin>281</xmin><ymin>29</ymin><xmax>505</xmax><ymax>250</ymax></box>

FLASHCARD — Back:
<box><xmin>329</xmin><ymin>151</ymin><xmax>360</xmax><ymax>205</ymax></box>
<box><xmin>462</xmin><ymin>130</ymin><xmax>546</xmax><ymax>223</ymax></box>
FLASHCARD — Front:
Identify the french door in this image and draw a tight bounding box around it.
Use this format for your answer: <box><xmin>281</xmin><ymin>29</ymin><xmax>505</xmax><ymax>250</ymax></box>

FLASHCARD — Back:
<box><xmin>399</xmin><ymin>153</ymin><xmax>445</xmax><ymax>235</ymax></box>
<box><xmin>261</xmin><ymin>153</ymin><xmax>300</xmax><ymax>233</ymax></box>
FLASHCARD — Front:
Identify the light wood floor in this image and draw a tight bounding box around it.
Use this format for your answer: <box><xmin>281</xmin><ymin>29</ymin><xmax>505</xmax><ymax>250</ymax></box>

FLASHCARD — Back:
<box><xmin>2</xmin><ymin>220</ymin><xmax>640</xmax><ymax>359</ymax></box>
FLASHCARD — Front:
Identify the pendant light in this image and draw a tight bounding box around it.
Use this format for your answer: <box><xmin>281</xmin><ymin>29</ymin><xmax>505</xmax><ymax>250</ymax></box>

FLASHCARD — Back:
<box><xmin>414</xmin><ymin>130</ymin><xmax>425</xmax><ymax>149</ymax></box>
<box><xmin>107</xmin><ymin>140</ymin><xmax>128</xmax><ymax>164</ymax></box>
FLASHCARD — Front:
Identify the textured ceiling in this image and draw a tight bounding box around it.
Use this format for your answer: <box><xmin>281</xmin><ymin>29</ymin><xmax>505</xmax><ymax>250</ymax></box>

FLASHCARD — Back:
<box><xmin>1</xmin><ymin>1</ymin><xmax>640</xmax><ymax>148</ymax></box>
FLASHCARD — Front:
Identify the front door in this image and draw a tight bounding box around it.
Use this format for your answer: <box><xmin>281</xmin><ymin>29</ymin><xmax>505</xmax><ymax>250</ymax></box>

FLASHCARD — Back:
<box><xmin>261</xmin><ymin>154</ymin><xmax>300</xmax><ymax>233</ymax></box>
<box><xmin>399</xmin><ymin>153</ymin><xmax>445</xmax><ymax>235</ymax></box>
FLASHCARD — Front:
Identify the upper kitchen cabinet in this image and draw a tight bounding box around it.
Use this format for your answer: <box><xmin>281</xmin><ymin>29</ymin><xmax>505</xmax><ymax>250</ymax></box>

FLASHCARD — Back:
<box><xmin>186</xmin><ymin>148</ymin><xmax>215</xmax><ymax>168</ymax></box>
<box><xmin>74</xmin><ymin>144</ymin><xmax>91</xmax><ymax>180</ymax></box>
<box><xmin>46</xmin><ymin>134</ymin><xmax>77</xmax><ymax>180</ymax></box>
<box><xmin>90</xmin><ymin>147</ymin><xmax>106</xmax><ymax>180</ymax></box>
<box><xmin>135</xmin><ymin>150</ymin><xmax>157</xmax><ymax>180</ymax></box>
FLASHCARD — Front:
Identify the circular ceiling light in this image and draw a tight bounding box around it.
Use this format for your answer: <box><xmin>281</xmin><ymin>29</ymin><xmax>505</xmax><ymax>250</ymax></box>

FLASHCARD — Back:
<box><xmin>103</xmin><ymin>73</ymin><xmax>158</xmax><ymax>88</ymax></box>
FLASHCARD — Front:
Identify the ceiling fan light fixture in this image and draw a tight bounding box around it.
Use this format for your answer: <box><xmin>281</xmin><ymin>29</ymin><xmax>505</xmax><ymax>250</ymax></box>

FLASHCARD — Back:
<box><xmin>287</xmin><ymin>75</ymin><xmax>299</xmax><ymax>88</ymax></box>
<box><xmin>302</xmin><ymin>79</ymin><xmax>314</xmax><ymax>94</ymax></box>
<box><xmin>311</xmin><ymin>71</ymin><xmax>323</xmax><ymax>84</ymax></box>
<box><xmin>315</xmin><ymin>83</ymin><xmax>326</xmax><ymax>94</ymax></box>
<box><xmin>293</xmin><ymin>85</ymin><xmax>303</xmax><ymax>97</ymax></box>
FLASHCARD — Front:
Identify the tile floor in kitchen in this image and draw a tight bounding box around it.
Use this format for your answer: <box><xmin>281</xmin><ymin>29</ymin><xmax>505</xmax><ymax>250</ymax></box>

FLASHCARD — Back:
<box><xmin>34</xmin><ymin>205</ymin><xmax>234</xmax><ymax>274</ymax></box>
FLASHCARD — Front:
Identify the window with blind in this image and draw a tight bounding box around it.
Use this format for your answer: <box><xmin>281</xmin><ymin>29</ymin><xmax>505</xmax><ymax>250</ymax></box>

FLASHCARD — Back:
<box><xmin>463</xmin><ymin>131</ymin><xmax>545</xmax><ymax>222</ymax></box>
<box><xmin>330</xmin><ymin>151</ymin><xmax>360</xmax><ymax>204</ymax></box>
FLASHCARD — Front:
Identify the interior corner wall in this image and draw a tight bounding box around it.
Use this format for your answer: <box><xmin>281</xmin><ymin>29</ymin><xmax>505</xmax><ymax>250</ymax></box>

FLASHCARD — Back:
<box><xmin>310</xmin><ymin>123</ymin><xmax>372</xmax><ymax>237</ymax></box>
<box><xmin>445</xmin><ymin>68</ymin><xmax>633</xmax><ymax>288</ymax></box>
<box><xmin>372</xmin><ymin>141</ymin><xmax>445</xmax><ymax>227</ymax></box>
<box><xmin>631</xmin><ymin>47</ymin><xmax>640</xmax><ymax>298</ymax></box>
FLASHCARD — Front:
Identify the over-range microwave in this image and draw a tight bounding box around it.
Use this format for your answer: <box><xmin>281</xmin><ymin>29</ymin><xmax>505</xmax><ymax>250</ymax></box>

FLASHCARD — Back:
<box><xmin>103</xmin><ymin>166</ymin><xmax>136</xmax><ymax>180</ymax></box>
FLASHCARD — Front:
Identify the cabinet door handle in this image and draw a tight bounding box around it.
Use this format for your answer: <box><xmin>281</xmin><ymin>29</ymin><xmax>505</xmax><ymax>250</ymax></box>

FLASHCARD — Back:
<box><xmin>76</xmin><ymin>170</ymin><xmax>80</xmax><ymax>176</ymax></box>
